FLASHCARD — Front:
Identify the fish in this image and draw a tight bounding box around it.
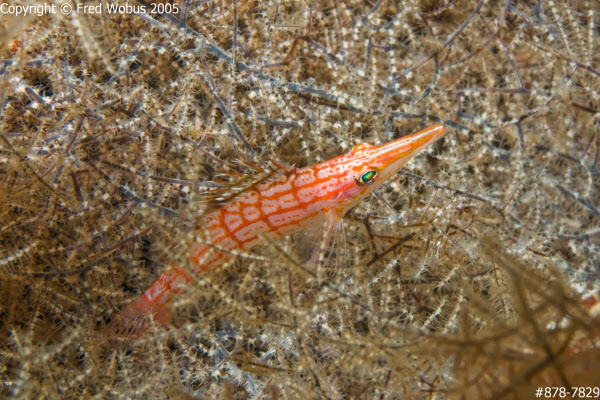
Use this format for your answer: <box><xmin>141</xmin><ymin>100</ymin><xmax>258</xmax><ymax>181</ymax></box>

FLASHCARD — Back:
<box><xmin>105</xmin><ymin>124</ymin><xmax>446</xmax><ymax>338</ymax></box>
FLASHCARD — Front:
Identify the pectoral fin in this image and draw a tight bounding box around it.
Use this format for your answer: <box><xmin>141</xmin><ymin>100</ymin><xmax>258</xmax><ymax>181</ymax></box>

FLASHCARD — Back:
<box><xmin>293</xmin><ymin>213</ymin><xmax>346</xmax><ymax>270</ymax></box>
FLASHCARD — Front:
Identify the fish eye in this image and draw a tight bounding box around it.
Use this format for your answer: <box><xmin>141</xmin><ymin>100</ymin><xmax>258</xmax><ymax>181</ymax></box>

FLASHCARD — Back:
<box><xmin>355</xmin><ymin>170</ymin><xmax>378</xmax><ymax>186</ymax></box>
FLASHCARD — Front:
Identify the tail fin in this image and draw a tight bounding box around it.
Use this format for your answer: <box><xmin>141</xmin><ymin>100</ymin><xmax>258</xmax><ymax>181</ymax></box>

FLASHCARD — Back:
<box><xmin>104</xmin><ymin>266</ymin><xmax>189</xmax><ymax>341</ymax></box>
<box><xmin>104</xmin><ymin>295</ymin><xmax>172</xmax><ymax>341</ymax></box>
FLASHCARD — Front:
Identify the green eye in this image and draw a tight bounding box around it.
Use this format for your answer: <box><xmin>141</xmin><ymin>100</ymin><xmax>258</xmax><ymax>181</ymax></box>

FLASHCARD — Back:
<box><xmin>356</xmin><ymin>170</ymin><xmax>377</xmax><ymax>186</ymax></box>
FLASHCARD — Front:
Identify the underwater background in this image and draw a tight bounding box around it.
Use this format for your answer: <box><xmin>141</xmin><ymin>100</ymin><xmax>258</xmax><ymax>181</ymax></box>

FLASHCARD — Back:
<box><xmin>1</xmin><ymin>0</ymin><xmax>599</xmax><ymax>398</ymax></box>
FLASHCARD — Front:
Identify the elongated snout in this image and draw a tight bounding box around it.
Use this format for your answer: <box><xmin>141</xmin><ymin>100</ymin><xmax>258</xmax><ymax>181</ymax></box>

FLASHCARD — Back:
<box><xmin>370</xmin><ymin>124</ymin><xmax>446</xmax><ymax>169</ymax></box>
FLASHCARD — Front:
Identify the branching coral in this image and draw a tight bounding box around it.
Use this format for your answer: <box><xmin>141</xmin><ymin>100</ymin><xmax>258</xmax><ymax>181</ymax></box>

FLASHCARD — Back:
<box><xmin>1</xmin><ymin>0</ymin><xmax>599</xmax><ymax>398</ymax></box>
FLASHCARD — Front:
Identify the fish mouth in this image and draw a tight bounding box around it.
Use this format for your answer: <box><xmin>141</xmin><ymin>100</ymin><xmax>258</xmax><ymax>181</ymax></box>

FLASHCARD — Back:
<box><xmin>372</xmin><ymin>124</ymin><xmax>446</xmax><ymax>168</ymax></box>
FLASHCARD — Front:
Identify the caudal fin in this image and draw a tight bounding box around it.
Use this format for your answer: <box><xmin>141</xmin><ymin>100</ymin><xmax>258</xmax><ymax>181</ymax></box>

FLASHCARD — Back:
<box><xmin>104</xmin><ymin>295</ymin><xmax>172</xmax><ymax>341</ymax></box>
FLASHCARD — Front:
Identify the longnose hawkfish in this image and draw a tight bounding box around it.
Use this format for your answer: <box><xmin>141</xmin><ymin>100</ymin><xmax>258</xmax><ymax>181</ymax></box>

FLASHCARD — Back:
<box><xmin>106</xmin><ymin>124</ymin><xmax>446</xmax><ymax>337</ymax></box>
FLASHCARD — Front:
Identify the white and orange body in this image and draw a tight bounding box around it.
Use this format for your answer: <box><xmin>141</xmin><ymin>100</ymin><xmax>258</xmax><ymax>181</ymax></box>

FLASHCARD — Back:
<box><xmin>107</xmin><ymin>124</ymin><xmax>446</xmax><ymax>336</ymax></box>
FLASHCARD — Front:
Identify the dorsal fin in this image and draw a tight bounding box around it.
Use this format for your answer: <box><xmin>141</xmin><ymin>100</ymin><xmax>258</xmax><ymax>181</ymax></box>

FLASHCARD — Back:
<box><xmin>269</xmin><ymin>159</ymin><xmax>296</xmax><ymax>173</ymax></box>
<box><xmin>199</xmin><ymin>158</ymin><xmax>295</xmax><ymax>211</ymax></box>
